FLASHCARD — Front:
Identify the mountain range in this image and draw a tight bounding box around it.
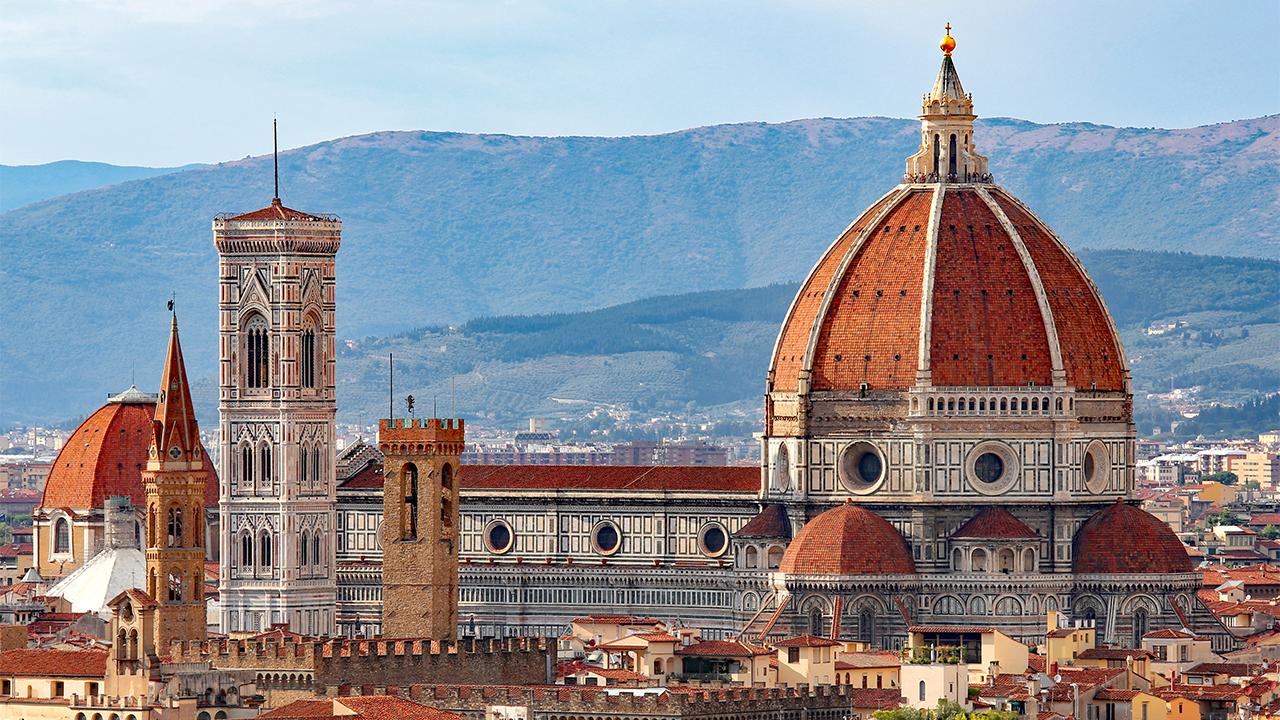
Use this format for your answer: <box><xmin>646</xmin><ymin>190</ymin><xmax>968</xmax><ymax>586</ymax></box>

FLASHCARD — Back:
<box><xmin>1</xmin><ymin>115</ymin><xmax>1277</xmax><ymax>425</ymax></box>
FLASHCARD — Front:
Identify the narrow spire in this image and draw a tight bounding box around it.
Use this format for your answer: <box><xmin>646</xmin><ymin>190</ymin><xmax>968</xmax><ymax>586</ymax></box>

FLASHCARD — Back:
<box><xmin>152</xmin><ymin>312</ymin><xmax>201</xmax><ymax>464</ymax></box>
<box><xmin>273</xmin><ymin>117</ymin><xmax>280</xmax><ymax>204</ymax></box>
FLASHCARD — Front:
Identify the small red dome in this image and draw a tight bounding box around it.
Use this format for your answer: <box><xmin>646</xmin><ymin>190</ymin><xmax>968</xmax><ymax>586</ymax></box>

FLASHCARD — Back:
<box><xmin>40</xmin><ymin>391</ymin><xmax>218</xmax><ymax>511</ymax></box>
<box><xmin>779</xmin><ymin>502</ymin><xmax>915</xmax><ymax>575</ymax></box>
<box><xmin>1073</xmin><ymin>502</ymin><xmax>1192</xmax><ymax>574</ymax></box>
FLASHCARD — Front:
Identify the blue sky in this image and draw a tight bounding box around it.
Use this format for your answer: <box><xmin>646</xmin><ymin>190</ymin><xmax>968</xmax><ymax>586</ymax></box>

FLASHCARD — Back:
<box><xmin>2</xmin><ymin>0</ymin><xmax>1276</xmax><ymax>166</ymax></box>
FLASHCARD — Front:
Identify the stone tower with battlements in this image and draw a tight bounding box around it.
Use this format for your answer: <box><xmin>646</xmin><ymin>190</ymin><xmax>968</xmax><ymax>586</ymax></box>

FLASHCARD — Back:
<box><xmin>214</xmin><ymin>195</ymin><xmax>341</xmax><ymax>635</ymax></box>
<box><xmin>142</xmin><ymin>314</ymin><xmax>209</xmax><ymax>648</ymax></box>
<box><xmin>378</xmin><ymin>417</ymin><xmax>465</xmax><ymax>639</ymax></box>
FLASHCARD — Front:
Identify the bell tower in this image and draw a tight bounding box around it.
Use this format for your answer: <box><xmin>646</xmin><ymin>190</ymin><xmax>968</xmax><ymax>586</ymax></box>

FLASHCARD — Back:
<box><xmin>378</xmin><ymin>416</ymin><xmax>464</xmax><ymax>639</ymax></box>
<box><xmin>214</xmin><ymin>134</ymin><xmax>341</xmax><ymax>634</ymax></box>
<box><xmin>142</xmin><ymin>314</ymin><xmax>208</xmax><ymax>648</ymax></box>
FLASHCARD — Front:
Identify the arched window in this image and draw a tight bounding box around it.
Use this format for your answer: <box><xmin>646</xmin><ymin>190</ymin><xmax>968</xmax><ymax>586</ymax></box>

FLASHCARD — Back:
<box><xmin>951</xmin><ymin>547</ymin><xmax>963</xmax><ymax>571</ymax></box>
<box><xmin>745</xmin><ymin>546</ymin><xmax>759</xmax><ymax>569</ymax></box>
<box><xmin>244</xmin><ymin>315</ymin><xmax>270</xmax><ymax>389</ymax></box>
<box><xmin>1133</xmin><ymin>608</ymin><xmax>1149</xmax><ymax>646</ymax></box>
<box><xmin>300</xmin><ymin>445</ymin><xmax>309</xmax><ymax>489</ymax></box>
<box><xmin>167</xmin><ymin>572</ymin><xmax>183</xmax><ymax>601</ymax></box>
<box><xmin>402</xmin><ymin>464</ymin><xmax>419</xmax><ymax>540</ymax></box>
<box><xmin>859</xmin><ymin>608</ymin><xmax>875</xmax><ymax>645</ymax></box>
<box><xmin>300</xmin><ymin>322</ymin><xmax>317</xmax><ymax>389</ymax></box>
<box><xmin>167</xmin><ymin>507</ymin><xmax>183</xmax><ymax>547</ymax></box>
<box><xmin>54</xmin><ymin>517</ymin><xmax>71</xmax><ymax>554</ymax></box>
<box><xmin>441</xmin><ymin>463</ymin><xmax>453</xmax><ymax>490</ymax></box>
<box><xmin>311</xmin><ymin>447</ymin><xmax>321</xmax><ymax>485</ymax></box>
<box><xmin>807</xmin><ymin>607</ymin><xmax>824</xmax><ymax>637</ymax></box>
<box><xmin>948</xmin><ymin>133</ymin><xmax>957</xmax><ymax>176</ymax></box>
<box><xmin>1022</xmin><ymin>548</ymin><xmax>1036</xmax><ymax>572</ymax></box>
<box><xmin>997</xmin><ymin>548</ymin><xmax>1015</xmax><ymax>573</ymax></box>
<box><xmin>766</xmin><ymin>545</ymin><xmax>784</xmax><ymax>570</ymax></box>
<box><xmin>314</xmin><ymin>532</ymin><xmax>322</xmax><ymax>569</ymax></box>
<box><xmin>919</xmin><ymin>680</ymin><xmax>927</xmax><ymax>702</ymax></box>
<box><xmin>259</xmin><ymin>443</ymin><xmax>272</xmax><ymax>487</ymax></box>
<box><xmin>116</xmin><ymin>629</ymin><xmax>127</xmax><ymax>660</ymax></box>
<box><xmin>932</xmin><ymin>134</ymin><xmax>940</xmax><ymax>174</ymax></box>
<box><xmin>971</xmin><ymin>548</ymin><xmax>988</xmax><ymax>572</ymax></box>
<box><xmin>240</xmin><ymin>532</ymin><xmax>253</xmax><ymax>569</ymax></box>
<box><xmin>299</xmin><ymin>530</ymin><xmax>310</xmax><ymax>568</ymax></box>
<box><xmin>128</xmin><ymin>629</ymin><xmax>137</xmax><ymax>660</ymax></box>
<box><xmin>259</xmin><ymin>531</ymin><xmax>272</xmax><ymax>568</ymax></box>
<box><xmin>240</xmin><ymin>443</ymin><xmax>253</xmax><ymax>490</ymax></box>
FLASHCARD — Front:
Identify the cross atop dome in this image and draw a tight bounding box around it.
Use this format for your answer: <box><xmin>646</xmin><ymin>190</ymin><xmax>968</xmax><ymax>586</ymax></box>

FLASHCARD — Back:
<box><xmin>903</xmin><ymin>23</ymin><xmax>992</xmax><ymax>184</ymax></box>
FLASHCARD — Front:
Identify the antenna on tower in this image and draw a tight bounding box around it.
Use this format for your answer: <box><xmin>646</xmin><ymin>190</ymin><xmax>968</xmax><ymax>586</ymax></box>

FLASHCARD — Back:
<box><xmin>451</xmin><ymin>376</ymin><xmax>456</xmax><ymax>418</ymax></box>
<box><xmin>273</xmin><ymin>117</ymin><xmax>280</xmax><ymax>203</ymax></box>
<box><xmin>388</xmin><ymin>353</ymin><xmax>394</xmax><ymax>421</ymax></box>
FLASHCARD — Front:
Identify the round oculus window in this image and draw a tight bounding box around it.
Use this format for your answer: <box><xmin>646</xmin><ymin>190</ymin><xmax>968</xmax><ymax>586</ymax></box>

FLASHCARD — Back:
<box><xmin>839</xmin><ymin>442</ymin><xmax>885</xmax><ymax>494</ymax></box>
<box><xmin>1083</xmin><ymin>441</ymin><xmax>1111</xmax><ymax>494</ymax></box>
<box><xmin>484</xmin><ymin>520</ymin><xmax>514</xmax><ymax>554</ymax></box>
<box><xmin>974</xmin><ymin>453</ymin><xmax>1004</xmax><ymax>484</ymax></box>
<box><xmin>965</xmin><ymin>441</ymin><xmax>1020</xmax><ymax>495</ymax></box>
<box><xmin>699</xmin><ymin>523</ymin><xmax>728</xmax><ymax>558</ymax></box>
<box><xmin>592</xmin><ymin>521</ymin><xmax>621</xmax><ymax>556</ymax></box>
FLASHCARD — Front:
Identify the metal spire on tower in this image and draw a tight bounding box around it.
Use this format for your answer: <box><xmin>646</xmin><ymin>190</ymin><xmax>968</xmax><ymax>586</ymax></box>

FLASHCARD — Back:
<box><xmin>273</xmin><ymin>117</ymin><xmax>280</xmax><ymax>203</ymax></box>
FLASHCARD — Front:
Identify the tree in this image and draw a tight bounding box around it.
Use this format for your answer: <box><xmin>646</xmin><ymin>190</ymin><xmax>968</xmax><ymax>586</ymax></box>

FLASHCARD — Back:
<box><xmin>1260</xmin><ymin>525</ymin><xmax>1280</xmax><ymax>540</ymax></box>
<box><xmin>1202</xmin><ymin>471</ymin><xmax>1239</xmax><ymax>486</ymax></box>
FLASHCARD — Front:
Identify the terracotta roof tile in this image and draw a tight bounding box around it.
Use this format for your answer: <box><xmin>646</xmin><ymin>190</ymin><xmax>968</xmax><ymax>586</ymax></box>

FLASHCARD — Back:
<box><xmin>462</xmin><ymin>465</ymin><xmax>756</xmax><ymax>493</ymax></box>
<box><xmin>952</xmin><ymin>507</ymin><xmax>1038</xmax><ymax>539</ymax></box>
<box><xmin>1073</xmin><ymin>501</ymin><xmax>1192</xmax><ymax>574</ymax></box>
<box><xmin>930</xmin><ymin>190</ymin><xmax>1052</xmax><ymax>386</ymax></box>
<box><xmin>774</xmin><ymin>634</ymin><xmax>842</xmax><ymax>648</ymax></box>
<box><xmin>225</xmin><ymin>199</ymin><xmax>334</xmax><ymax>222</ymax></box>
<box><xmin>40</xmin><ymin>398</ymin><xmax>218</xmax><ymax>510</ymax></box>
<box><xmin>0</xmin><ymin>648</ymin><xmax>107</xmax><ymax>677</ymax></box>
<box><xmin>675</xmin><ymin>639</ymin><xmax>771</xmax><ymax>657</ymax></box>
<box><xmin>780</xmin><ymin>503</ymin><xmax>914</xmax><ymax>576</ymax></box>
<box><xmin>735</xmin><ymin>504</ymin><xmax>792</xmax><ymax>539</ymax></box>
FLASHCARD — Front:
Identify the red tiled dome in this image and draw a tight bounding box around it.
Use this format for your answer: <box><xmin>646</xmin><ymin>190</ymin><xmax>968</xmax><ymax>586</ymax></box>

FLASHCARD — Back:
<box><xmin>40</xmin><ymin>391</ymin><xmax>218</xmax><ymax>510</ymax></box>
<box><xmin>1073</xmin><ymin>501</ymin><xmax>1192</xmax><ymax>574</ymax></box>
<box><xmin>768</xmin><ymin>185</ymin><xmax>1126</xmax><ymax>395</ymax></box>
<box><xmin>779</xmin><ymin>502</ymin><xmax>915</xmax><ymax>575</ymax></box>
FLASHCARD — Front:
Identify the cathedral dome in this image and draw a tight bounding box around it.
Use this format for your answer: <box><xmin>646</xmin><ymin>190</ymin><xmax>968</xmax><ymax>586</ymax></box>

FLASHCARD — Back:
<box><xmin>766</xmin><ymin>32</ymin><xmax>1126</xmax><ymax>403</ymax></box>
<box><xmin>779</xmin><ymin>502</ymin><xmax>915</xmax><ymax>575</ymax></box>
<box><xmin>40</xmin><ymin>389</ymin><xmax>218</xmax><ymax>510</ymax></box>
<box><xmin>768</xmin><ymin>184</ymin><xmax>1126</xmax><ymax>396</ymax></box>
<box><xmin>1072</xmin><ymin>501</ymin><xmax>1192</xmax><ymax>574</ymax></box>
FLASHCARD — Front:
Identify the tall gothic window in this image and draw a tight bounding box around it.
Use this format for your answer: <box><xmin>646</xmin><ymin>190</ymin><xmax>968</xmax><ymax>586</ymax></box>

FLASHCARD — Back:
<box><xmin>932</xmin><ymin>133</ymin><xmax>940</xmax><ymax>174</ymax></box>
<box><xmin>299</xmin><ymin>530</ymin><xmax>310</xmax><ymax>568</ymax></box>
<box><xmin>311</xmin><ymin>447</ymin><xmax>321</xmax><ymax>486</ymax></box>
<box><xmin>300</xmin><ymin>323</ymin><xmax>317</xmax><ymax>389</ymax></box>
<box><xmin>859</xmin><ymin>608</ymin><xmax>875</xmax><ymax>645</ymax></box>
<box><xmin>244</xmin><ymin>315</ymin><xmax>270</xmax><ymax>389</ymax></box>
<box><xmin>54</xmin><ymin>518</ymin><xmax>70</xmax><ymax>554</ymax></box>
<box><xmin>1133</xmin><ymin>608</ymin><xmax>1149</xmax><ymax>647</ymax></box>
<box><xmin>259</xmin><ymin>443</ymin><xmax>272</xmax><ymax>487</ymax></box>
<box><xmin>402</xmin><ymin>464</ymin><xmax>419</xmax><ymax>540</ymax></box>
<box><xmin>949</xmin><ymin>133</ymin><xmax>958</xmax><ymax>176</ymax></box>
<box><xmin>240</xmin><ymin>532</ymin><xmax>253</xmax><ymax>569</ymax></box>
<box><xmin>259</xmin><ymin>531</ymin><xmax>272</xmax><ymax>568</ymax></box>
<box><xmin>167</xmin><ymin>507</ymin><xmax>183</xmax><ymax>547</ymax></box>
<box><xmin>167</xmin><ymin>572</ymin><xmax>183</xmax><ymax>601</ymax></box>
<box><xmin>240</xmin><ymin>443</ymin><xmax>253</xmax><ymax>491</ymax></box>
<box><xmin>313</xmin><ymin>533</ymin><xmax>322</xmax><ymax>569</ymax></box>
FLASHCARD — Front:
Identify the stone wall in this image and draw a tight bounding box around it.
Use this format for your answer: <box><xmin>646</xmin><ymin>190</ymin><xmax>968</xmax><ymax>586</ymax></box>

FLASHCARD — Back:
<box><xmin>327</xmin><ymin>683</ymin><xmax>903</xmax><ymax>720</ymax></box>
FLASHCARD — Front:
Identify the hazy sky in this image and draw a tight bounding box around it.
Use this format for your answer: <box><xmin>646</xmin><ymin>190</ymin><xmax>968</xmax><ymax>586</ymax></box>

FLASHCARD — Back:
<box><xmin>3</xmin><ymin>0</ymin><xmax>1277</xmax><ymax>166</ymax></box>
